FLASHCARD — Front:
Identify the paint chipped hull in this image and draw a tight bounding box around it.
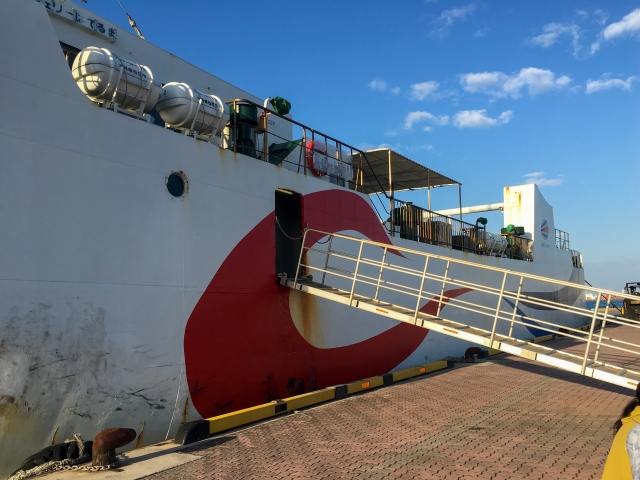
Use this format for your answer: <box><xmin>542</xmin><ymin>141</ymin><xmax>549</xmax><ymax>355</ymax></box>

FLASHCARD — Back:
<box><xmin>0</xmin><ymin>1</ymin><xmax>584</xmax><ymax>477</ymax></box>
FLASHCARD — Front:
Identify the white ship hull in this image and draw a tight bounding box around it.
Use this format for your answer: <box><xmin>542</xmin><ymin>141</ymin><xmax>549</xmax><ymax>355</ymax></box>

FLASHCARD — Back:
<box><xmin>0</xmin><ymin>1</ymin><xmax>584</xmax><ymax>477</ymax></box>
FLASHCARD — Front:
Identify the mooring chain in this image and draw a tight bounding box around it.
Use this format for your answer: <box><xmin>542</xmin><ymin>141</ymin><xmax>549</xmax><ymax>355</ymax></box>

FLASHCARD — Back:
<box><xmin>274</xmin><ymin>215</ymin><xmax>305</xmax><ymax>241</ymax></box>
<box><xmin>7</xmin><ymin>434</ymin><xmax>120</xmax><ymax>480</ymax></box>
<box><xmin>274</xmin><ymin>217</ymin><xmax>331</xmax><ymax>245</ymax></box>
<box><xmin>9</xmin><ymin>458</ymin><xmax>119</xmax><ymax>479</ymax></box>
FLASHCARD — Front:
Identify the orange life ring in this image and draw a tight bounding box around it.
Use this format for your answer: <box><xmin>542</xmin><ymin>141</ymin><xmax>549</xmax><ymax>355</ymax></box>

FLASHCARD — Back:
<box><xmin>306</xmin><ymin>140</ymin><xmax>327</xmax><ymax>177</ymax></box>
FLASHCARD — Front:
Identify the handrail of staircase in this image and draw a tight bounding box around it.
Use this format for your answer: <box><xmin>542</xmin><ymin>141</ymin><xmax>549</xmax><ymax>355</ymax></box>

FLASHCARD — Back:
<box><xmin>292</xmin><ymin>228</ymin><xmax>640</xmax><ymax>379</ymax></box>
<box><xmin>296</xmin><ymin>228</ymin><xmax>637</xmax><ymax>300</ymax></box>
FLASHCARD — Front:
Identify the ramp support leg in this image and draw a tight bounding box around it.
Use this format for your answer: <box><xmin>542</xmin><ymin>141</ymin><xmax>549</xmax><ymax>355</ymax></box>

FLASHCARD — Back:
<box><xmin>413</xmin><ymin>257</ymin><xmax>430</xmax><ymax>324</ymax></box>
<box><xmin>489</xmin><ymin>272</ymin><xmax>508</xmax><ymax>348</ymax></box>
<box><xmin>581</xmin><ymin>294</ymin><xmax>602</xmax><ymax>374</ymax></box>
<box><xmin>508</xmin><ymin>276</ymin><xmax>524</xmax><ymax>337</ymax></box>
<box><xmin>349</xmin><ymin>241</ymin><xmax>365</xmax><ymax>306</ymax></box>
<box><xmin>593</xmin><ymin>299</ymin><xmax>611</xmax><ymax>363</ymax></box>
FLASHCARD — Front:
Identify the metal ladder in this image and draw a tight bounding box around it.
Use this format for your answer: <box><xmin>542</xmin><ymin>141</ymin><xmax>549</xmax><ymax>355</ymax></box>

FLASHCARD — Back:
<box><xmin>281</xmin><ymin>228</ymin><xmax>640</xmax><ymax>390</ymax></box>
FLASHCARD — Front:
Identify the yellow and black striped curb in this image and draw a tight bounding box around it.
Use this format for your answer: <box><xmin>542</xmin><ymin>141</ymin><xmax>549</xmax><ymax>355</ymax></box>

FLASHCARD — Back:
<box><xmin>175</xmin><ymin>329</ymin><xmax>570</xmax><ymax>445</ymax></box>
<box><xmin>175</xmin><ymin>360</ymin><xmax>450</xmax><ymax>445</ymax></box>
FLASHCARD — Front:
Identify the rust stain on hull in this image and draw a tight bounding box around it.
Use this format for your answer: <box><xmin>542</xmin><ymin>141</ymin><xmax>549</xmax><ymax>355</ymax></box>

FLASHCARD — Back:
<box><xmin>51</xmin><ymin>426</ymin><xmax>59</xmax><ymax>445</ymax></box>
<box><xmin>288</xmin><ymin>249</ymin><xmax>327</xmax><ymax>347</ymax></box>
<box><xmin>182</xmin><ymin>397</ymin><xmax>190</xmax><ymax>424</ymax></box>
<box><xmin>289</xmin><ymin>290</ymin><xmax>325</xmax><ymax>348</ymax></box>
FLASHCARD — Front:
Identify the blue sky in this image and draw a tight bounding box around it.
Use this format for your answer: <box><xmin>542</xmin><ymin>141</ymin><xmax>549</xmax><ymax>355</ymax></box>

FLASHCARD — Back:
<box><xmin>77</xmin><ymin>1</ymin><xmax>639</xmax><ymax>291</ymax></box>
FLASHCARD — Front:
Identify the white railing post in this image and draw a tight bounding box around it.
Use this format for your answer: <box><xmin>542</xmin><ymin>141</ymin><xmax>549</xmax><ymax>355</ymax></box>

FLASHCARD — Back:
<box><xmin>293</xmin><ymin>230</ymin><xmax>308</xmax><ymax>288</ymax></box>
<box><xmin>321</xmin><ymin>235</ymin><xmax>334</xmax><ymax>285</ymax></box>
<box><xmin>436</xmin><ymin>260</ymin><xmax>451</xmax><ymax>317</ymax></box>
<box><xmin>489</xmin><ymin>272</ymin><xmax>509</xmax><ymax>348</ymax></box>
<box><xmin>413</xmin><ymin>256</ymin><xmax>431</xmax><ymax>324</ymax></box>
<box><xmin>593</xmin><ymin>295</ymin><xmax>611</xmax><ymax>364</ymax></box>
<box><xmin>374</xmin><ymin>247</ymin><xmax>388</xmax><ymax>301</ymax></box>
<box><xmin>508</xmin><ymin>276</ymin><xmax>524</xmax><ymax>337</ymax></box>
<box><xmin>581</xmin><ymin>294</ymin><xmax>602</xmax><ymax>375</ymax></box>
<box><xmin>349</xmin><ymin>241</ymin><xmax>365</xmax><ymax>306</ymax></box>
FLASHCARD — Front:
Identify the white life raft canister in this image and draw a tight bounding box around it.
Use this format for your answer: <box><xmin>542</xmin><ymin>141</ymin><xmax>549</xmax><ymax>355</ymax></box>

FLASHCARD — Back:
<box><xmin>155</xmin><ymin>82</ymin><xmax>229</xmax><ymax>137</ymax></box>
<box><xmin>71</xmin><ymin>46</ymin><xmax>161</xmax><ymax>113</ymax></box>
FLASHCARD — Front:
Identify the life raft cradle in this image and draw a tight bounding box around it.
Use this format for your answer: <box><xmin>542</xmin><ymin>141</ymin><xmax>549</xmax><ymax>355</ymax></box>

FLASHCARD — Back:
<box><xmin>281</xmin><ymin>228</ymin><xmax>640</xmax><ymax>390</ymax></box>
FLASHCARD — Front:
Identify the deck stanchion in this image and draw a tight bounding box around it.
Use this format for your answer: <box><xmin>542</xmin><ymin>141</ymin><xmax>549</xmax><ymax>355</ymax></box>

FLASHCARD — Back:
<box><xmin>581</xmin><ymin>294</ymin><xmax>602</xmax><ymax>375</ymax></box>
<box><xmin>413</xmin><ymin>257</ymin><xmax>431</xmax><ymax>324</ymax></box>
<box><xmin>293</xmin><ymin>230</ymin><xmax>308</xmax><ymax>288</ymax></box>
<box><xmin>489</xmin><ymin>272</ymin><xmax>509</xmax><ymax>348</ymax></box>
<box><xmin>374</xmin><ymin>247</ymin><xmax>388</xmax><ymax>301</ymax></box>
<box><xmin>436</xmin><ymin>260</ymin><xmax>451</xmax><ymax>317</ymax></box>
<box><xmin>349</xmin><ymin>241</ymin><xmax>365</xmax><ymax>306</ymax></box>
<box><xmin>232</xmin><ymin>100</ymin><xmax>237</xmax><ymax>155</ymax></box>
<box><xmin>321</xmin><ymin>236</ymin><xmax>334</xmax><ymax>285</ymax></box>
<box><xmin>593</xmin><ymin>296</ymin><xmax>611</xmax><ymax>363</ymax></box>
<box><xmin>508</xmin><ymin>276</ymin><xmax>524</xmax><ymax>337</ymax></box>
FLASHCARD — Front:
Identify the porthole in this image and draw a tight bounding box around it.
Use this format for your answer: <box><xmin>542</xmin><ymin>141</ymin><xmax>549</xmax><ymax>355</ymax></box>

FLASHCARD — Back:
<box><xmin>166</xmin><ymin>172</ymin><xmax>187</xmax><ymax>197</ymax></box>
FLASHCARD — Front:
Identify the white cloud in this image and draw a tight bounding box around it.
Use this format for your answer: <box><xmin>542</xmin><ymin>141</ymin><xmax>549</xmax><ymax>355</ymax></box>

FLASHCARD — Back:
<box><xmin>474</xmin><ymin>27</ymin><xmax>490</xmax><ymax>38</ymax></box>
<box><xmin>390</xmin><ymin>86</ymin><xmax>401</xmax><ymax>95</ymax></box>
<box><xmin>431</xmin><ymin>3</ymin><xmax>476</xmax><ymax>38</ymax></box>
<box><xmin>602</xmin><ymin>8</ymin><xmax>640</xmax><ymax>40</ymax></box>
<box><xmin>452</xmin><ymin>109</ymin><xmax>512</xmax><ymax>128</ymax></box>
<box><xmin>368</xmin><ymin>78</ymin><xmax>387</xmax><ymax>91</ymax></box>
<box><xmin>523</xmin><ymin>172</ymin><xmax>563</xmax><ymax>187</ymax></box>
<box><xmin>575</xmin><ymin>9</ymin><xmax>588</xmax><ymax>19</ymax></box>
<box><xmin>529</xmin><ymin>23</ymin><xmax>581</xmax><ymax>56</ymax></box>
<box><xmin>460</xmin><ymin>68</ymin><xmax>571</xmax><ymax>99</ymax></box>
<box><xmin>410</xmin><ymin>81</ymin><xmax>440</xmax><ymax>100</ymax></box>
<box><xmin>405</xmin><ymin>144</ymin><xmax>435</xmax><ymax>152</ymax></box>
<box><xmin>593</xmin><ymin>9</ymin><xmax>608</xmax><ymax>26</ymax></box>
<box><xmin>498</xmin><ymin>110</ymin><xmax>514</xmax><ymax>123</ymax></box>
<box><xmin>423</xmin><ymin>126</ymin><xmax>433</xmax><ymax>132</ymax></box>
<box><xmin>585</xmin><ymin>76</ymin><xmax>638</xmax><ymax>94</ymax></box>
<box><xmin>591</xmin><ymin>8</ymin><xmax>640</xmax><ymax>54</ymax></box>
<box><xmin>404</xmin><ymin>111</ymin><xmax>449</xmax><ymax>129</ymax></box>
<box><xmin>357</xmin><ymin>142</ymin><xmax>393</xmax><ymax>151</ymax></box>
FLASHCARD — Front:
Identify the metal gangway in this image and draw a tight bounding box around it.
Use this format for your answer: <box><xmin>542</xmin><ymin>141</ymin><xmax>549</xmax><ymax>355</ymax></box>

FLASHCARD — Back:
<box><xmin>281</xmin><ymin>228</ymin><xmax>640</xmax><ymax>390</ymax></box>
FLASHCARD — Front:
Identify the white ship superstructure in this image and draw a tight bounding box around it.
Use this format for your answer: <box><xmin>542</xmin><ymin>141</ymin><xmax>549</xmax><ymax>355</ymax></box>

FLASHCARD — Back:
<box><xmin>0</xmin><ymin>1</ymin><xmax>585</xmax><ymax>477</ymax></box>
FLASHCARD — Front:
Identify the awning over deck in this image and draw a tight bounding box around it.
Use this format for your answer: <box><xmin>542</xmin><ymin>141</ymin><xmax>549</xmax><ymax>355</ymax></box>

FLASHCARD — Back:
<box><xmin>352</xmin><ymin>148</ymin><xmax>459</xmax><ymax>195</ymax></box>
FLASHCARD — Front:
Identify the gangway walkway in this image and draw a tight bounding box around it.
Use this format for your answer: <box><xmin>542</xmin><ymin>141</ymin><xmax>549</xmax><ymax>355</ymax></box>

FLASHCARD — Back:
<box><xmin>280</xmin><ymin>228</ymin><xmax>640</xmax><ymax>390</ymax></box>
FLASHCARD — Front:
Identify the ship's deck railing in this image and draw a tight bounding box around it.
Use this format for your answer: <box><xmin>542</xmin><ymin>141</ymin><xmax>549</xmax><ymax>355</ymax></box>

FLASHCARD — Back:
<box><xmin>294</xmin><ymin>228</ymin><xmax>640</xmax><ymax>384</ymax></box>
<box><xmin>387</xmin><ymin>199</ymin><xmax>534</xmax><ymax>260</ymax></box>
<box><xmin>556</xmin><ymin>229</ymin><xmax>570</xmax><ymax>250</ymax></box>
<box><xmin>388</xmin><ymin>199</ymin><xmax>486</xmax><ymax>254</ymax></box>
<box><xmin>225</xmin><ymin>99</ymin><xmax>384</xmax><ymax>190</ymax></box>
<box><xmin>502</xmin><ymin>235</ymin><xmax>534</xmax><ymax>262</ymax></box>
<box><xmin>571</xmin><ymin>250</ymin><xmax>583</xmax><ymax>268</ymax></box>
<box><xmin>224</xmin><ymin>99</ymin><xmax>538</xmax><ymax>261</ymax></box>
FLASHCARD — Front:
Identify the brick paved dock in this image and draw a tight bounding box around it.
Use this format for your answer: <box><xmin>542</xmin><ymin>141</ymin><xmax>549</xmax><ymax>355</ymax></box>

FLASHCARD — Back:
<box><xmin>45</xmin><ymin>324</ymin><xmax>639</xmax><ymax>480</ymax></box>
<box><xmin>139</xmin><ymin>330</ymin><xmax>633</xmax><ymax>479</ymax></box>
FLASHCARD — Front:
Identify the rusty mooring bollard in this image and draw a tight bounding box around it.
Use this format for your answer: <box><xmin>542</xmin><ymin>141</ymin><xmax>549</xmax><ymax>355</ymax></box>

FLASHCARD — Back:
<box><xmin>92</xmin><ymin>428</ymin><xmax>136</xmax><ymax>467</ymax></box>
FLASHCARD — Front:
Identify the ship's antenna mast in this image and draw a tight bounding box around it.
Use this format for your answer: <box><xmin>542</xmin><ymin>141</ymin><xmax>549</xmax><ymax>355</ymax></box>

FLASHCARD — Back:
<box><xmin>116</xmin><ymin>0</ymin><xmax>145</xmax><ymax>40</ymax></box>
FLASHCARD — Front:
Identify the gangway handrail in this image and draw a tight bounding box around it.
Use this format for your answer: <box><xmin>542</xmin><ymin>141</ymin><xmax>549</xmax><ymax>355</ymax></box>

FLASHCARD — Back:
<box><xmin>303</xmin><ymin>243</ymin><xmax>640</xmax><ymax>337</ymax></box>
<box><xmin>296</xmin><ymin>228</ymin><xmax>636</xmax><ymax>299</ymax></box>
<box><xmin>284</xmin><ymin>228</ymin><xmax>640</xmax><ymax>388</ymax></box>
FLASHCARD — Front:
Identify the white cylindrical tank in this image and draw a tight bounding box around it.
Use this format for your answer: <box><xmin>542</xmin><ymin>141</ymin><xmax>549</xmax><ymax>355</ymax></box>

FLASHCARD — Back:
<box><xmin>155</xmin><ymin>83</ymin><xmax>229</xmax><ymax>137</ymax></box>
<box><xmin>71</xmin><ymin>46</ymin><xmax>161</xmax><ymax>113</ymax></box>
<box><xmin>484</xmin><ymin>232</ymin><xmax>508</xmax><ymax>256</ymax></box>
